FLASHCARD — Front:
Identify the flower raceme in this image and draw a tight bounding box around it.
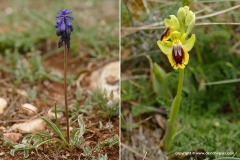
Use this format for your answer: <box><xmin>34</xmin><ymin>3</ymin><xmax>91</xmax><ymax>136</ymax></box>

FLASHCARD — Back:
<box><xmin>157</xmin><ymin>6</ymin><xmax>195</xmax><ymax>70</ymax></box>
<box><xmin>55</xmin><ymin>9</ymin><xmax>74</xmax><ymax>49</ymax></box>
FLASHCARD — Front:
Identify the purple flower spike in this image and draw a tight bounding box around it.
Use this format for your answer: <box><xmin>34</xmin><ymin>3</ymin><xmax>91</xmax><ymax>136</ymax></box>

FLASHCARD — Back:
<box><xmin>55</xmin><ymin>9</ymin><xmax>74</xmax><ymax>49</ymax></box>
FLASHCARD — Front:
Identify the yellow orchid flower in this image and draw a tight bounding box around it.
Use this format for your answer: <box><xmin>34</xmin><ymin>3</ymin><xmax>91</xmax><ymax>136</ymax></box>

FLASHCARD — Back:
<box><xmin>157</xmin><ymin>31</ymin><xmax>195</xmax><ymax>70</ymax></box>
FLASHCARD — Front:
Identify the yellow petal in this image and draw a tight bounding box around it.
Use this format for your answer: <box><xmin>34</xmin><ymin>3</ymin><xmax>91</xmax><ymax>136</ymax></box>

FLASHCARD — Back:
<box><xmin>182</xmin><ymin>50</ymin><xmax>189</xmax><ymax>65</ymax></box>
<box><xmin>167</xmin><ymin>52</ymin><xmax>176</xmax><ymax>67</ymax></box>
<box><xmin>173</xmin><ymin>64</ymin><xmax>179</xmax><ymax>70</ymax></box>
<box><xmin>179</xmin><ymin>64</ymin><xmax>185</xmax><ymax>69</ymax></box>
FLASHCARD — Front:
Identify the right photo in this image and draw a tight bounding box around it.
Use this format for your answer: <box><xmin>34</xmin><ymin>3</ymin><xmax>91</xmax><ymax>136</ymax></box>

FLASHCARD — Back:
<box><xmin>121</xmin><ymin>0</ymin><xmax>240</xmax><ymax>159</ymax></box>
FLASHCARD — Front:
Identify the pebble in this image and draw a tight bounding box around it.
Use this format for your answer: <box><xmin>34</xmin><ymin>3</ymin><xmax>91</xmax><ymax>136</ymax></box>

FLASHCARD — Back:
<box><xmin>12</xmin><ymin>118</ymin><xmax>46</xmax><ymax>133</ymax></box>
<box><xmin>3</xmin><ymin>133</ymin><xmax>23</xmax><ymax>143</ymax></box>
<box><xmin>88</xmin><ymin>61</ymin><xmax>120</xmax><ymax>101</ymax></box>
<box><xmin>20</xmin><ymin>103</ymin><xmax>38</xmax><ymax>116</ymax></box>
<box><xmin>0</xmin><ymin>126</ymin><xmax>6</xmax><ymax>132</ymax></box>
<box><xmin>47</xmin><ymin>109</ymin><xmax>63</xmax><ymax>120</ymax></box>
<box><xmin>0</xmin><ymin>97</ymin><xmax>7</xmax><ymax>114</ymax></box>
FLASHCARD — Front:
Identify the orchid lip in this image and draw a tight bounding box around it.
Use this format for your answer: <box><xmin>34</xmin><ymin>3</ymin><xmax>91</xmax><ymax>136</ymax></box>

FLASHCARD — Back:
<box><xmin>172</xmin><ymin>44</ymin><xmax>184</xmax><ymax>64</ymax></box>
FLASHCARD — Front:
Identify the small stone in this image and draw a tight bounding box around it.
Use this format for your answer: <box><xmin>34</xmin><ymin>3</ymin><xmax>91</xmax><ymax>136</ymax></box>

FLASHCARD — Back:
<box><xmin>47</xmin><ymin>109</ymin><xmax>63</xmax><ymax>120</ymax></box>
<box><xmin>89</xmin><ymin>61</ymin><xmax>120</xmax><ymax>101</ymax></box>
<box><xmin>0</xmin><ymin>126</ymin><xmax>6</xmax><ymax>132</ymax></box>
<box><xmin>7</xmin><ymin>88</ymin><xmax>28</xmax><ymax>97</ymax></box>
<box><xmin>12</xmin><ymin>118</ymin><xmax>46</xmax><ymax>133</ymax></box>
<box><xmin>16</xmin><ymin>89</ymin><xmax>28</xmax><ymax>97</ymax></box>
<box><xmin>0</xmin><ymin>97</ymin><xmax>7</xmax><ymax>114</ymax></box>
<box><xmin>63</xmin><ymin>126</ymin><xmax>73</xmax><ymax>132</ymax></box>
<box><xmin>20</xmin><ymin>103</ymin><xmax>38</xmax><ymax>116</ymax></box>
<box><xmin>3</xmin><ymin>133</ymin><xmax>23</xmax><ymax>143</ymax></box>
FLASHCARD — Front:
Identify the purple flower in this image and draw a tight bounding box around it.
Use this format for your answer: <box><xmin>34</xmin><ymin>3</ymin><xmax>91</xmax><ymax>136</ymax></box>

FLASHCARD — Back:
<box><xmin>55</xmin><ymin>9</ymin><xmax>74</xmax><ymax>49</ymax></box>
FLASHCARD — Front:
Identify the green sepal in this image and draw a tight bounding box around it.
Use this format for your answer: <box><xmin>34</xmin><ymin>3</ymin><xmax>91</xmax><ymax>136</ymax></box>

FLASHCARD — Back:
<box><xmin>183</xmin><ymin>34</ymin><xmax>196</xmax><ymax>52</ymax></box>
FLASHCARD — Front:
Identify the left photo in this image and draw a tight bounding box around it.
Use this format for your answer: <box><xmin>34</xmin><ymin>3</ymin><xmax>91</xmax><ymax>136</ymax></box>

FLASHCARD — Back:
<box><xmin>0</xmin><ymin>1</ymin><xmax>119</xmax><ymax>159</ymax></box>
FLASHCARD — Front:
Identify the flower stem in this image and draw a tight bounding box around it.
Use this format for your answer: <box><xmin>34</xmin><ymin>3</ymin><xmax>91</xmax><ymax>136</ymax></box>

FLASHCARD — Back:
<box><xmin>64</xmin><ymin>43</ymin><xmax>70</xmax><ymax>144</ymax></box>
<box><xmin>181</xmin><ymin>0</ymin><xmax>191</xmax><ymax>6</ymax></box>
<box><xmin>163</xmin><ymin>69</ymin><xmax>184</xmax><ymax>151</ymax></box>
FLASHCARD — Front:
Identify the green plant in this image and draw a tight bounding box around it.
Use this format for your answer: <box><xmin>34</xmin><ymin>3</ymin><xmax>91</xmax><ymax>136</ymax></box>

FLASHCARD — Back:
<box><xmin>91</xmin><ymin>89</ymin><xmax>119</xmax><ymax>118</ymax></box>
<box><xmin>98</xmin><ymin>154</ymin><xmax>108</xmax><ymax>160</ymax></box>
<box><xmin>4</xmin><ymin>132</ymin><xmax>54</xmax><ymax>158</ymax></box>
<box><xmin>55</xmin><ymin>9</ymin><xmax>74</xmax><ymax>144</ymax></box>
<box><xmin>156</xmin><ymin>6</ymin><xmax>196</xmax><ymax>151</ymax></box>
<box><xmin>3</xmin><ymin>115</ymin><xmax>86</xmax><ymax>158</ymax></box>
<box><xmin>121</xmin><ymin>0</ymin><xmax>240</xmax><ymax>159</ymax></box>
<box><xmin>81</xmin><ymin>135</ymin><xmax>118</xmax><ymax>159</ymax></box>
<box><xmin>95</xmin><ymin>134</ymin><xmax>119</xmax><ymax>152</ymax></box>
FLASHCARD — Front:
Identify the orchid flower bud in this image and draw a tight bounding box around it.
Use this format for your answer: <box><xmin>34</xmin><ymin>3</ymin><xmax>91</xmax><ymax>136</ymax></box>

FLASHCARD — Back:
<box><xmin>185</xmin><ymin>10</ymin><xmax>195</xmax><ymax>35</ymax></box>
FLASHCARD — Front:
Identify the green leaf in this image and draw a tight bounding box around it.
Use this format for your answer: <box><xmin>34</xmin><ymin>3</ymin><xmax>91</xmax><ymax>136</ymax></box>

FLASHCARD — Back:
<box><xmin>98</xmin><ymin>153</ymin><xmax>108</xmax><ymax>160</ymax></box>
<box><xmin>34</xmin><ymin>131</ymin><xmax>51</xmax><ymax>138</ymax></box>
<box><xmin>153</xmin><ymin>63</ymin><xmax>166</xmax><ymax>83</ymax></box>
<box><xmin>83</xmin><ymin>145</ymin><xmax>92</xmax><ymax>156</ymax></box>
<box><xmin>77</xmin><ymin>116</ymin><xmax>85</xmax><ymax>138</ymax></box>
<box><xmin>95</xmin><ymin>135</ymin><xmax>119</xmax><ymax>152</ymax></box>
<box><xmin>22</xmin><ymin>134</ymin><xmax>34</xmax><ymax>144</ymax></box>
<box><xmin>3</xmin><ymin>137</ymin><xmax>15</xmax><ymax>147</ymax></box>
<box><xmin>10</xmin><ymin>149</ymin><xmax>16</xmax><ymax>157</ymax></box>
<box><xmin>13</xmin><ymin>144</ymin><xmax>26</xmax><ymax>149</ymax></box>
<box><xmin>35</xmin><ymin>138</ymin><xmax>58</xmax><ymax>149</ymax></box>
<box><xmin>70</xmin><ymin>116</ymin><xmax>86</xmax><ymax>148</ymax></box>
<box><xmin>132</xmin><ymin>105</ymin><xmax>158</xmax><ymax>117</ymax></box>
<box><xmin>152</xmin><ymin>63</ymin><xmax>170</xmax><ymax>98</ymax></box>
<box><xmin>40</xmin><ymin>116</ymin><xmax>68</xmax><ymax>145</ymax></box>
<box><xmin>24</xmin><ymin>149</ymin><xmax>29</xmax><ymax>158</ymax></box>
<box><xmin>121</xmin><ymin>123</ymin><xmax>139</xmax><ymax>130</ymax></box>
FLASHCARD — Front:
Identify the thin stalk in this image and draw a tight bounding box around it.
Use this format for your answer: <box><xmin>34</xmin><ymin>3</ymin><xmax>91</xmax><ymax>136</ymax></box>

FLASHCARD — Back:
<box><xmin>64</xmin><ymin>43</ymin><xmax>70</xmax><ymax>144</ymax></box>
<box><xmin>163</xmin><ymin>69</ymin><xmax>184</xmax><ymax>151</ymax></box>
<box><xmin>182</xmin><ymin>0</ymin><xmax>191</xmax><ymax>6</ymax></box>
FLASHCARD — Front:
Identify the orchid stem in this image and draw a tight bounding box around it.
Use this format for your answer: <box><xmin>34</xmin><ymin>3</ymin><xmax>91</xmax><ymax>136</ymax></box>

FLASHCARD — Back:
<box><xmin>163</xmin><ymin>69</ymin><xmax>184</xmax><ymax>151</ymax></box>
<box><xmin>64</xmin><ymin>43</ymin><xmax>70</xmax><ymax>144</ymax></box>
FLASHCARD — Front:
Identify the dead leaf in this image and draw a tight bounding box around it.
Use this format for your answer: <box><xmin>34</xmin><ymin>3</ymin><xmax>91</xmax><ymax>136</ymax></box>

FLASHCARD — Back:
<box><xmin>154</xmin><ymin>114</ymin><xmax>166</xmax><ymax>131</ymax></box>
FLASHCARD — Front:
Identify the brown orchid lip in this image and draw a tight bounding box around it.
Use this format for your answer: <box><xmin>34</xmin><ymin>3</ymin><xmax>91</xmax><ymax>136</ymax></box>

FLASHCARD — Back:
<box><xmin>160</xmin><ymin>27</ymin><xmax>171</xmax><ymax>41</ymax></box>
<box><xmin>172</xmin><ymin>44</ymin><xmax>184</xmax><ymax>64</ymax></box>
